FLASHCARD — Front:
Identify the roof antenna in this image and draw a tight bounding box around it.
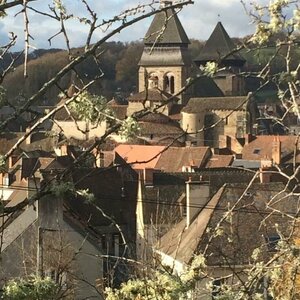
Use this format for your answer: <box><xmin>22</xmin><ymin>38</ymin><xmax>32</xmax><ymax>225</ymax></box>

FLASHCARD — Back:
<box><xmin>218</xmin><ymin>14</ymin><xmax>221</xmax><ymax>23</ymax></box>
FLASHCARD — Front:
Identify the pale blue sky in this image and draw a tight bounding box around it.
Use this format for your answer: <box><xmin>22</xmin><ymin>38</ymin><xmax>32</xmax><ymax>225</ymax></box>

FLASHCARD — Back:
<box><xmin>0</xmin><ymin>0</ymin><xmax>287</xmax><ymax>50</ymax></box>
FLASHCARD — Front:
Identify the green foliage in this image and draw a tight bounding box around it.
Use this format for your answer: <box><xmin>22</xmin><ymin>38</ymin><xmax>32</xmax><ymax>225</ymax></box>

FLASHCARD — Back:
<box><xmin>68</xmin><ymin>90</ymin><xmax>112</xmax><ymax>124</ymax></box>
<box><xmin>77</xmin><ymin>188</ymin><xmax>96</xmax><ymax>203</ymax></box>
<box><xmin>105</xmin><ymin>254</ymin><xmax>206</xmax><ymax>300</ymax></box>
<box><xmin>49</xmin><ymin>181</ymin><xmax>75</xmax><ymax>198</ymax></box>
<box><xmin>0</xmin><ymin>154</ymin><xmax>6</xmax><ymax>172</ymax></box>
<box><xmin>2</xmin><ymin>275</ymin><xmax>58</xmax><ymax>300</ymax></box>
<box><xmin>200</xmin><ymin>61</ymin><xmax>218</xmax><ymax>77</ymax></box>
<box><xmin>118</xmin><ymin>117</ymin><xmax>141</xmax><ymax>141</ymax></box>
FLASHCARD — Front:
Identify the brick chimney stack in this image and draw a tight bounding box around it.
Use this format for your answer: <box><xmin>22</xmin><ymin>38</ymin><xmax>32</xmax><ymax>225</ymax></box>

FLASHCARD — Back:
<box><xmin>272</xmin><ymin>136</ymin><xmax>281</xmax><ymax>165</ymax></box>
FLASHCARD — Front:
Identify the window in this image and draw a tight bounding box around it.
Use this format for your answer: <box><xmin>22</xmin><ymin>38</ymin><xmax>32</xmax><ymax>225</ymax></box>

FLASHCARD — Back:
<box><xmin>265</xmin><ymin>234</ymin><xmax>280</xmax><ymax>252</ymax></box>
<box><xmin>113</xmin><ymin>234</ymin><xmax>120</xmax><ymax>257</ymax></box>
<box><xmin>212</xmin><ymin>278</ymin><xmax>224</xmax><ymax>299</ymax></box>
<box><xmin>164</xmin><ymin>74</ymin><xmax>175</xmax><ymax>94</ymax></box>
<box><xmin>253</xmin><ymin>148</ymin><xmax>261</xmax><ymax>154</ymax></box>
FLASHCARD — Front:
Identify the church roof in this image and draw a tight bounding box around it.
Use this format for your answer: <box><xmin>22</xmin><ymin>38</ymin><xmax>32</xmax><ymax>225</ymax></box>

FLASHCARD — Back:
<box><xmin>194</xmin><ymin>22</ymin><xmax>245</xmax><ymax>66</ymax></box>
<box><xmin>144</xmin><ymin>7</ymin><xmax>190</xmax><ymax>45</ymax></box>
<box><xmin>182</xmin><ymin>96</ymin><xmax>248</xmax><ymax>113</ymax></box>
<box><xmin>128</xmin><ymin>88</ymin><xmax>178</xmax><ymax>102</ymax></box>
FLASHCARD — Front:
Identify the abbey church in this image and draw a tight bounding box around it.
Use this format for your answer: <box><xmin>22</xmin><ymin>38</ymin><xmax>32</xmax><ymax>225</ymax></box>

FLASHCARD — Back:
<box><xmin>124</xmin><ymin>0</ymin><xmax>258</xmax><ymax>150</ymax></box>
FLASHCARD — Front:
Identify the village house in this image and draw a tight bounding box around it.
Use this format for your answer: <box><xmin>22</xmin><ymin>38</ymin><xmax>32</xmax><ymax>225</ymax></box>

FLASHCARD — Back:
<box><xmin>156</xmin><ymin>179</ymin><xmax>299</xmax><ymax>298</ymax></box>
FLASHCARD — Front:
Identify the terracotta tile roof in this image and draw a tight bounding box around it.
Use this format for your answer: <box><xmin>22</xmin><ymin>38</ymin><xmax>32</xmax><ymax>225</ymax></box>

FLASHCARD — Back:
<box><xmin>205</xmin><ymin>154</ymin><xmax>233</xmax><ymax>168</ymax></box>
<box><xmin>144</xmin><ymin>7</ymin><xmax>190</xmax><ymax>45</ymax></box>
<box><xmin>182</xmin><ymin>96</ymin><xmax>248</xmax><ymax>113</ymax></box>
<box><xmin>242</xmin><ymin>135</ymin><xmax>300</xmax><ymax>163</ymax></box>
<box><xmin>155</xmin><ymin>147</ymin><xmax>211</xmax><ymax>172</ymax></box>
<box><xmin>114</xmin><ymin>144</ymin><xmax>166</xmax><ymax>170</ymax></box>
<box><xmin>128</xmin><ymin>88</ymin><xmax>177</xmax><ymax>103</ymax></box>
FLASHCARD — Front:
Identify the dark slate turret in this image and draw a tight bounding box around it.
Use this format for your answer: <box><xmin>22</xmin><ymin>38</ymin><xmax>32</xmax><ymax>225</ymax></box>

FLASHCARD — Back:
<box><xmin>138</xmin><ymin>1</ymin><xmax>191</xmax><ymax>67</ymax></box>
<box><xmin>144</xmin><ymin>6</ymin><xmax>190</xmax><ymax>46</ymax></box>
<box><xmin>194</xmin><ymin>22</ymin><xmax>246</xmax><ymax>68</ymax></box>
<box><xmin>137</xmin><ymin>0</ymin><xmax>192</xmax><ymax>104</ymax></box>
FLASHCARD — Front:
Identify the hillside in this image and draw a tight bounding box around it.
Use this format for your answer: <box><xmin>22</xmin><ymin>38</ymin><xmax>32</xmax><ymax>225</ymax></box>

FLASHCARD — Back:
<box><xmin>2</xmin><ymin>38</ymin><xmax>297</xmax><ymax>106</ymax></box>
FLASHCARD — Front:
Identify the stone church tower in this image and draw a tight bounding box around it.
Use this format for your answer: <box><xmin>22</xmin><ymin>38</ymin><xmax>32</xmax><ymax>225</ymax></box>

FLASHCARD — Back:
<box><xmin>138</xmin><ymin>0</ymin><xmax>192</xmax><ymax>104</ymax></box>
<box><xmin>194</xmin><ymin>22</ymin><xmax>246</xmax><ymax>96</ymax></box>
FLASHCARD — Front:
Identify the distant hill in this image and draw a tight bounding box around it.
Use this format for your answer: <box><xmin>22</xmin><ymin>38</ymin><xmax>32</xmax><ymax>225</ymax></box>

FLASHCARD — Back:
<box><xmin>1</xmin><ymin>37</ymin><xmax>295</xmax><ymax>107</ymax></box>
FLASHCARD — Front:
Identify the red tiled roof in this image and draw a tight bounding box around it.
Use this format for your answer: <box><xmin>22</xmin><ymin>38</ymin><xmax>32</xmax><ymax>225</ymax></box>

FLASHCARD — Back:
<box><xmin>114</xmin><ymin>144</ymin><xmax>166</xmax><ymax>170</ymax></box>
<box><xmin>205</xmin><ymin>154</ymin><xmax>233</xmax><ymax>168</ymax></box>
<box><xmin>242</xmin><ymin>135</ymin><xmax>300</xmax><ymax>163</ymax></box>
<box><xmin>155</xmin><ymin>147</ymin><xmax>211</xmax><ymax>172</ymax></box>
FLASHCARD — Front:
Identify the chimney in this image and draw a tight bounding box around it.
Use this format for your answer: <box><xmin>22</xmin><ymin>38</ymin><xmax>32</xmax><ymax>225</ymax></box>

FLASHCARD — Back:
<box><xmin>27</xmin><ymin>176</ymin><xmax>40</xmax><ymax>199</ymax></box>
<box><xmin>60</xmin><ymin>144</ymin><xmax>68</xmax><ymax>156</ymax></box>
<box><xmin>260</xmin><ymin>156</ymin><xmax>272</xmax><ymax>183</ymax></box>
<box><xmin>8</xmin><ymin>156</ymin><xmax>13</xmax><ymax>168</ymax></box>
<box><xmin>259</xmin><ymin>167</ymin><xmax>271</xmax><ymax>184</ymax></box>
<box><xmin>244</xmin><ymin>133</ymin><xmax>255</xmax><ymax>145</ymax></box>
<box><xmin>144</xmin><ymin>168</ymin><xmax>155</xmax><ymax>186</ymax></box>
<box><xmin>186</xmin><ymin>177</ymin><xmax>210</xmax><ymax>228</ymax></box>
<box><xmin>160</xmin><ymin>0</ymin><xmax>172</xmax><ymax>8</ymax></box>
<box><xmin>272</xmin><ymin>136</ymin><xmax>281</xmax><ymax>165</ymax></box>
<box><xmin>25</xmin><ymin>127</ymin><xmax>32</xmax><ymax>145</ymax></box>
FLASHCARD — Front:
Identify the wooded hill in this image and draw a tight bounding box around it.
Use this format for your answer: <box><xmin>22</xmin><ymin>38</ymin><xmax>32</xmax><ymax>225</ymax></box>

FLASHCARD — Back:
<box><xmin>1</xmin><ymin>36</ymin><xmax>298</xmax><ymax>106</ymax></box>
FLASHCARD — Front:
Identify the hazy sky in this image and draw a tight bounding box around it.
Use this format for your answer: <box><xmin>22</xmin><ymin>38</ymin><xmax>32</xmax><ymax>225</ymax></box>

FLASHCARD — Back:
<box><xmin>0</xmin><ymin>0</ymin><xmax>268</xmax><ymax>50</ymax></box>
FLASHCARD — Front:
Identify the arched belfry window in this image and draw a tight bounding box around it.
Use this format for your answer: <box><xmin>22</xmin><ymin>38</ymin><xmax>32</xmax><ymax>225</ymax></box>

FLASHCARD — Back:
<box><xmin>170</xmin><ymin>76</ymin><xmax>175</xmax><ymax>94</ymax></box>
<box><xmin>164</xmin><ymin>73</ymin><xmax>175</xmax><ymax>94</ymax></box>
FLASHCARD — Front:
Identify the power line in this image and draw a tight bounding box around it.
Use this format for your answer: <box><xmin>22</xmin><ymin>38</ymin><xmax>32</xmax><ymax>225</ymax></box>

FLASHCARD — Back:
<box><xmin>1</xmin><ymin>183</ymin><xmax>299</xmax><ymax>217</ymax></box>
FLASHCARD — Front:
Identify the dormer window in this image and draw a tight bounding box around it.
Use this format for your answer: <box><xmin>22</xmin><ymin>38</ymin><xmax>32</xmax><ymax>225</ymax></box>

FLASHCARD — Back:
<box><xmin>253</xmin><ymin>149</ymin><xmax>261</xmax><ymax>154</ymax></box>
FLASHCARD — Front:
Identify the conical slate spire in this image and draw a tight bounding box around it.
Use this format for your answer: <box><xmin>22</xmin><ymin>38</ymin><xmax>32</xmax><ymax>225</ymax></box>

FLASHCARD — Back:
<box><xmin>194</xmin><ymin>22</ymin><xmax>245</xmax><ymax>67</ymax></box>
<box><xmin>144</xmin><ymin>7</ymin><xmax>190</xmax><ymax>45</ymax></box>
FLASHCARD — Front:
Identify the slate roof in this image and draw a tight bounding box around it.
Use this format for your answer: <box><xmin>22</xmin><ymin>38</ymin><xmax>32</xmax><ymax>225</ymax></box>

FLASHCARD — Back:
<box><xmin>194</xmin><ymin>22</ymin><xmax>246</xmax><ymax>66</ymax></box>
<box><xmin>193</xmin><ymin>76</ymin><xmax>224</xmax><ymax>98</ymax></box>
<box><xmin>53</xmin><ymin>98</ymin><xmax>73</xmax><ymax>121</ymax></box>
<box><xmin>66</xmin><ymin>168</ymin><xmax>138</xmax><ymax>231</ymax></box>
<box><xmin>141</xmin><ymin>183</ymin><xmax>185</xmax><ymax>225</ymax></box>
<box><xmin>182</xmin><ymin>96</ymin><xmax>248</xmax><ymax>113</ymax></box>
<box><xmin>231</xmin><ymin>159</ymin><xmax>262</xmax><ymax>169</ymax></box>
<box><xmin>144</xmin><ymin>8</ymin><xmax>190</xmax><ymax>45</ymax></box>
<box><xmin>128</xmin><ymin>88</ymin><xmax>177</xmax><ymax>102</ymax></box>
<box><xmin>138</xmin><ymin>46</ymin><xmax>191</xmax><ymax>66</ymax></box>
<box><xmin>158</xmin><ymin>182</ymin><xmax>299</xmax><ymax>265</ymax></box>
<box><xmin>158</xmin><ymin>186</ymin><xmax>224</xmax><ymax>264</ymax></box>
<box><xmin>0</xmin><ymin>132</ymin><xmax>55</xmax><ymax>156</ymax></box>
